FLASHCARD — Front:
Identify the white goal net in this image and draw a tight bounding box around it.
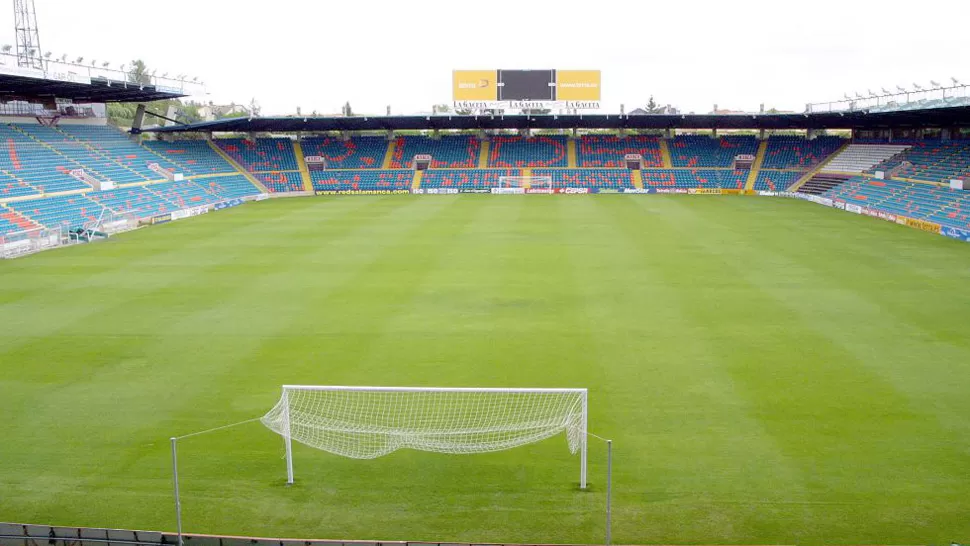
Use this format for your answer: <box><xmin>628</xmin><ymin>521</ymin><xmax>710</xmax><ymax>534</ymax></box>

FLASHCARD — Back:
<box><xmin>498</xmin><ymin>175</ymin><xmax>553</xmax><ymax>190</ymax></box>
<box><xmin>261</xmin><ymin>385</ymin><xmax>588</xmax><ymax>487</ymax></box>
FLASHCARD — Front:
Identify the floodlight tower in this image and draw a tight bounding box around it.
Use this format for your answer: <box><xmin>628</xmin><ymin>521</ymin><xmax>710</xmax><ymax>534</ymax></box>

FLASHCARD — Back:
<box><xmin>13</xmin><ymin>0</ymin><xmax>44</xmax><ymax>70</ymax></box>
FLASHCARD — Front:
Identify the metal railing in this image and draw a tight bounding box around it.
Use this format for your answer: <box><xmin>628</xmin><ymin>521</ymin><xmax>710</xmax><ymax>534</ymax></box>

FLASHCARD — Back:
<box><xmin>0</xmin><ymin>52</ymin><xmax>205</xmax><ymax>96</ymax></box>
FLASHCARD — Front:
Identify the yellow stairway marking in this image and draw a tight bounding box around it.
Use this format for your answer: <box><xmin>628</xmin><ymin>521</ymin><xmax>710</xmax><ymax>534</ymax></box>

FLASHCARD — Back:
<box><xmin>631</xmin><ymin>170</ymin><xmax>644</xmax><ymax>189</ymax></box>
<box><xmin>659</xmin><ymin>139</ymin><xmax>673</xmax><ymax>168</ymax></box>
<box><xmin>293</xmin><ymin>140</ymin><xmax>314</xmax><ymax>192</ymax></box>
<box><xmin>744</xmin><ymin>140</ymin><xmax>768</xmax><ymax>190</ymax></box>
<box><xmin>567</xmin><ymin>139</ymin><xmax>577</xmax><ymax>168</ymax></box>
<box><xmin>411</xmin><ymin>170</ymin><xmax>423</xmax><ymax>190</ymax></box>
<box><xmin>790</xmin><ymin>140</ymin><xmax>851</xmax><ymax>192</ymax></box>
<box><xmin>382</xmin><ymin>138</ymin><xmax>396</xmax><ymax>169</ymax></box>
<box><xmin>522</xmin><ymin>168</ymin><xmax>532</xmax><ymax>189</ymax></box>
<box><xmin>206</xmin><ymin>140</ymin><xmax>271</xmax><ymax>194</ymax></box>
<box><xmin>478</xmin><ymin>140</ymin><xmax>490</xmax><ymax>168</ymax></box>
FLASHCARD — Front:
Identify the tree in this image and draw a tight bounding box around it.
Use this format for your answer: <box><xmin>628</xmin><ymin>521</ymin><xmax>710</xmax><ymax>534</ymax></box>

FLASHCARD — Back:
<box><xmin>128</xmin><ymin>59</ymin><xmax>150</xmax><ymax>85</ymax></box>
<box><xmin>643</xmin><ymin>96</ymin><xmax>665</xmax><ymax>114</ymax></box>
<box><xmin>433</xmin><ymin>103</ymin><xmax>451</xmax><ymax>115</ymax></box>
<box><xmin>1</xmin><ymin>45</ymin><xmax>11</xmax><ymax>53</ymax></box>
<box><xmin>342</xmin><ymin>101</ymin><xmax>354</xmax><ymax>117</ymax></box>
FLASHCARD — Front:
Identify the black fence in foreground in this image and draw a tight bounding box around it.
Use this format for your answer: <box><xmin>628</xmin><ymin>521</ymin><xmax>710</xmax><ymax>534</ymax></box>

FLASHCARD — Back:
<box><xmin>0</xmin><ymin>523</ymin><xmax>592</xmax><ymax>546</ymax></box>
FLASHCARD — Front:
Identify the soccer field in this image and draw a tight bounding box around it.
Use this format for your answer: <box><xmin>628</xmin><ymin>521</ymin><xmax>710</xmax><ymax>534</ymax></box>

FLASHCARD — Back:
<box><xmin>2</xmin><ymin>195</ymin><xmax>969</xmax><ymax>545</ymax></box>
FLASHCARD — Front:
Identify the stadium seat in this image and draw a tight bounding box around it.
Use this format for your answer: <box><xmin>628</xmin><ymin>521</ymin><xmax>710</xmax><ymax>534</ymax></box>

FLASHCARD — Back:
<box><xmin>254</xmin><ymin>171</ymin><xmax>305</xmax><ymax>192</ymax></box>
<box><xmin>141</xmin><ymin>140</ymin><xmax>238</xmax><ymax>176</ymax></box>
<box><xmin>761</xmin><ymin>136</ymin><xmax>845</xmax><ymax>169</ymax></box>
<box><xmin>86</xmin><ymin>186</ymin><xmax>177</xmax><ymax>218</ymax></box>
<box><xmin>753</xmin><ymin>170</ymin><xmax>802</xmax><ymax>191</ymax></box>
<box><xmin>867</xmin><ymin>141</ymin><xmax>970</xmax><ymax>184</ymax></box>
<box><xmin>215</xmin><ymin>138</ymin><xmax>299</xmax><ymax>172</ymax></box>
<box><xmin>300</xmin><ymin>136</ymin><xmax>389</xmax><ymax>169</ymax></box>
<box><xmin>489</xmin><ymin>136</ymin><xmax>568</xmax><ymax>167</ymax></box>
<box><xmin>824</xmin><ymin>176</ymin><xmax>970</xmax><ymax>229</ymax></box>
<box><xmin>6</xmin><ymin>194</ymin><xmax>105</xmax><ymax>231</ymax></box>
<box><xmin>390</xmin><ymin>136</ymin><xmax>481</xmax><ymax>168</ymax></box>
<box><xmin>311</xmin><ymin>169</ymin><xmax>413</xmax><ymax>191</ymax></box>
<box><xmin>669</xmin><ymin>135</ymin><xmax>758</xmax><ymax>168</ymax></box>
<box><xmin>577</xmin><ymin>136</ymin><xmax>664</xmax><ymax>167</ymax></box>
<box><xmin>532</xmin><ymin>168</ymin><xmax>634</xmax><ymax>189</ymax></box>
<box><xmin>0</xmin><ymin>124</ymin><xmax>96</xmax><ymax>193</ymax></box>
<box><xmin>420</xmin><ymin>169</ymin><xmax>517</xmax><ymax>189</ymax></box>
<box><xmin>0</xmin><ymin>206</ymin><xmax>40</xmax><ymax>236</ymax></box>
<box><xmin>200</xmin><ymin>175</ymin><xmax>263</xmax><ymax>200</ymax></box>
<box><xmin>640</xmin><ymin>169</ymin><xmax>746</xmax><ymax>189</ymax></box>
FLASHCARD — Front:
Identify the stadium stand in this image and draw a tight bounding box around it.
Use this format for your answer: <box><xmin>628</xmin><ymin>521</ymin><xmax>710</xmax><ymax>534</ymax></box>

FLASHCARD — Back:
<box><xmin>149</xmin><ymin>180</ymin><xmax>223</xmax><ymax>208</ymax></box>
<box><xmin>253</xmin><ymin>171</ymin><xmax>304</xmax><ymax>192</ymax></box>
<box><xmin>311</xmin><ymin>169</ymin><xmax>413</xmax><ymax>192</ymax></box>
<box><xmin>301</xmin><ymin>136</ymin><xmax>389</xmax><ymax>169</ymax></box>
<box><xmin>641</xmin><ymin>169</ymin><xmax>747</xmax><ymax>189</ymax></box>
<box><xmin>577</xmin><ymin>136</ymin><xmax>664</xmax><ymax>167</ymax></box>
<box><xmin>390</xmin><ymin>136</ymin><xmax>480</xmax><ymax>168</ymax></box>
<box><xmin>199</xmin><ymin>175</ymin><xmax>263</xmax><ymax>200</ymax></box>
<box><xmin>669</xmin><ymin>135</ymin><xmax>759</xmax><ymax>167</ymax></box>
<box><xmin>215</xmin><ymin>138</ymin><xmax>299</xmax><ymax>172</ymax></box>
<box><xmin>0</xmin><ymin>169</ymin><xmax>40</xmax><ymax>199</ymax></box>
<box><xmin>56</xmin><ymin>125</ymin><xmax>183</xmax><ymax>180</ymax></box>
<box><xmin>0</xmin><ymin>206</ymin><xmax>39</xmax><ymax>233</ymax></box>
<box><xmin>420</xmin><ymin>169</ymin><xmax>518</xmax><ymax>189</ymax></box>
<box><xmin>753</xmin><ymin>170</ymin><xmax>802</xmax><ymax>191</ymax></box>
<box><xmin>16</xmin><ymin>125</ymin><xmax>151</xmax><ymax>185</ymax></box>
<box><xmin>141</xmin><ymin>140</ymin><xmax>238</xmax><ymax>176</ymax></box>
<box><xmin>532</xmin><ymin>168</ymin><xmax>634</xmax><ymax>189</ymax></box>
<box><xmin>761</xmin><ymin>135</ymin><xmax>845</xmax><ymax>169</ymax></box>
<box><xmin>866</xmin><ymin>141</ymin><xmax>970</xmax><ymax>184</ymax></box>
<box><xmin>86</xmin><ymin>186</ymin><xmax>176</xmax><ymax>218</ymax></box>
<box><xmin>823</xmin><ymin>177</ymin><xmax>970</xmax><ymax>229</ymax></box>
<box><xmin>822</xmin><ymin>144</ymin><xmax>910</xmax><ymax>173</ymax></box>
<box><xmin>0</xmin><ymin>124</ymin><xmax>94</xmax><ymax>193</ymax></box>
<box><xmin>6</xmin><ymin>194</ymin><xmax>104</xmax><ymax>231</ymax></box>
<box><xmin>489</xmin><ymin>136</ymin><xmax>568</xmax><ymax>167</ymax></box>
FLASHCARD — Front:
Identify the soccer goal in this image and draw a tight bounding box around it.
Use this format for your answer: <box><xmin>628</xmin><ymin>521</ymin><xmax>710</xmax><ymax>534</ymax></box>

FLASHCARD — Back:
<box><xmin>261</xmin><ymin>385</ymin><xmax>589</xmax><ymax>488</ymax></box>
<box><xmin>498</xmin><ymin>175</ymin><xmax>553</xmax><ymax>191</ymax></box>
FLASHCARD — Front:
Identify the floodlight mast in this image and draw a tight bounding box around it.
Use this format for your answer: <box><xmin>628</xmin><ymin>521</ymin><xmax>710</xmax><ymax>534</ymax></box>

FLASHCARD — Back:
<box><xmin>13</xmin><ymin>0</ymin><xmax>44</xmax><ymax>70</ymax></box>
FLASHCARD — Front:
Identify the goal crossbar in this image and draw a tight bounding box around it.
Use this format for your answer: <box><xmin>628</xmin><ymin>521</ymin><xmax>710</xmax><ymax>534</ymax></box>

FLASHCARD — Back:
<box><xmin>262</xmin><ymin>385</ymin><xmax>588</xmax><ymax>488</ymax></box>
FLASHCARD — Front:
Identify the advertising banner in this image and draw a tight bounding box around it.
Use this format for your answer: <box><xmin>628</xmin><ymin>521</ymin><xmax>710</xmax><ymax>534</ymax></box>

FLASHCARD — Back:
<box><xmin>555</xmin><ymin>70</ymin><xmax>601</xmax><ymax>101</ymax></box>
<box><xmin>622</xmin><ymin>188</ymin><xmax>653</xmax><ymax>194</ymax></box>
<box><xmin>845</xmin><ymin>204</ymin><xmax>863</xmax><ymax>214</ymax></box>
<box><xmin>458</xmin><ymin>188</ymin><xmax>490</xmax><ymax>194</ymax></box>
<box><xmin>453</xmin><ymin>70</ymin><xmax>499</xmax><ymax>101</ymax></box>
<box><xmin>315</xmin><ymin>190</ymin><xmax>410</xmax><ymax>195</ymax></box>
<box><xmin>904</xmin><ymin>217</ymin><xmax>942</xmax><ymax>234</ymax></box>
<box><xmin>554</xmin><ymin>188</ymin><xmax>590</xmax><ymax>194</ymax></box>
<box><xmin>721</xmin><ymin>189</ymin><xmax>742</xmax><ymax>195</ymax></box>
<box><xmin>491</xmin><ymin>187</ymin><xmax>525</xmax><ymax>195</ymax></box>
<box><xmin>690</xmin><ymin>188</ymin><xmax>722</xmax><ymax>195</ymax></box>
<box><xmin>420</xmin><ymin>188</ymin><xmax>459</xmax><ymax>195</ymax></box>
<box><xmin>214</xmin><ymin>198</ymin><xmax>244</xmax><ymax>210</ymax></box>
<box><xmin>152</xmin><ymin>213</ymin><xmax>172</xmax><ymax>225</ymax></box>
<box><xmin>941</xmin><ymin>226</ymin><xmax>970</xmax><ymax>242</ymax></box>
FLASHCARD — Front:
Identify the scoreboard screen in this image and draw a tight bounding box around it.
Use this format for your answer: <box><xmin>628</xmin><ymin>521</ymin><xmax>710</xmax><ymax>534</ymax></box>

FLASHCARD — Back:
<box><xmin>497</xmin><ymin>70</ymin><xmax>555</xmax><ymax>101</ymax></box>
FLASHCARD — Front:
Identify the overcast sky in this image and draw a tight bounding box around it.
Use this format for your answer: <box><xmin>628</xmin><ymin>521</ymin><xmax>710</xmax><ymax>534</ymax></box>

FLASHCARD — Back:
<box><xmin>3</xmin><ymin>0</ymin><xmax>968</xmax><ymax>115</ymax></box>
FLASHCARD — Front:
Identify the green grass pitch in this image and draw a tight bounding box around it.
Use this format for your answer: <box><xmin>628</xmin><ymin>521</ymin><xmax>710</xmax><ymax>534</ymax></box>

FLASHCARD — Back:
<box><xmin>2</xmin><ymin>195</ymin><xmax>970</xmax><ymax>545</ymax></box>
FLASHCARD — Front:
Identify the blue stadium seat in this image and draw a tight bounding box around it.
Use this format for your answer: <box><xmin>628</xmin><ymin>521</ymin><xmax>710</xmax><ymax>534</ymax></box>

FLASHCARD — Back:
<box><xmin>390</xmin><ymin>136</ymin><xmax>480</xmax><ymax>168</ymax></box>
<box><xmin>489</xmin><ymin>136</ymin><xmax>568</xmax><ymax>167</ymax></box>
<box><xmin>577</xmin><ymin>136</ymin><xmax>663</xmax><ymax>167</ymax></box>
<box><xmin>311</xmin><ymin>170</ymin><xmax>413</xmax><ymax>191</ymax></box>
<box><xmin>141</xmin><ymin>140</ymin><xmax>237</xmax><ymax>176</ymax></box>
<box><xmin>301</xmin><ymin>136</ymin><xmax>389</xmax><ymax>169</ymax></box>
<box><xmin>669</xmin><ymin>136</ymin><xmax>758</xmax><ymax>168</ymax></box>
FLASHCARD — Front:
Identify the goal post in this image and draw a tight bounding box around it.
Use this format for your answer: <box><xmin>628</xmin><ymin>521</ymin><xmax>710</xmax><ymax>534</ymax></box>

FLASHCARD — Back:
<box><xmin>498</xmin><ymin>175</ymin><xmax>553</xmax><ymax>190</ymax></box>
<box><xmin>261</xmin><ymin>385</ymin><xmax>588</xmax><ymax>488</ymax></box>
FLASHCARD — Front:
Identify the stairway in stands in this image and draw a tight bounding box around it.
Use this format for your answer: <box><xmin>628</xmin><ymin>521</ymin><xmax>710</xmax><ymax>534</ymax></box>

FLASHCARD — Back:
<box><xmin>799</xmin><ymin>173</ymin><xmax>853</xmax><ymax>195</ymax></box>
<box><xmin>822</xmin><ymin>144</ymin><xmax>910</xmax><ymax>174</ymax></box>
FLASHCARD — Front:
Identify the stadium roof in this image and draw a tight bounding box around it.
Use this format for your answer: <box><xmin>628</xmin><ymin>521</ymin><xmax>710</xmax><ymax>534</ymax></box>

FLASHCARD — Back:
<box><xmin>0</xmin><ymin>73</ymin><xmax>187</xmax><ymax>103</ymax></box>
<box><xmin>141</xmin><ymin>105</ymin><xmax>970</xmax><ymax>134</ymax></box>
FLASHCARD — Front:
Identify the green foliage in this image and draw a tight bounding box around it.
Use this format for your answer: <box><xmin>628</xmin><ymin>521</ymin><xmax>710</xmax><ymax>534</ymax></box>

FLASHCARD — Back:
<box><xmin>1</xmin><ymin>197</ymin><xmax>970</xmax><ymax>544</ymax></box>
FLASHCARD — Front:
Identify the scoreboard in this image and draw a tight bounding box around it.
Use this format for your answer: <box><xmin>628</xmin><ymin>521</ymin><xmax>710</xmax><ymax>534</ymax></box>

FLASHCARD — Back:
<box><xmin>453</xmin><ymin>69</ymin><xmax>601</xmax><ymax>110</ymax></box>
